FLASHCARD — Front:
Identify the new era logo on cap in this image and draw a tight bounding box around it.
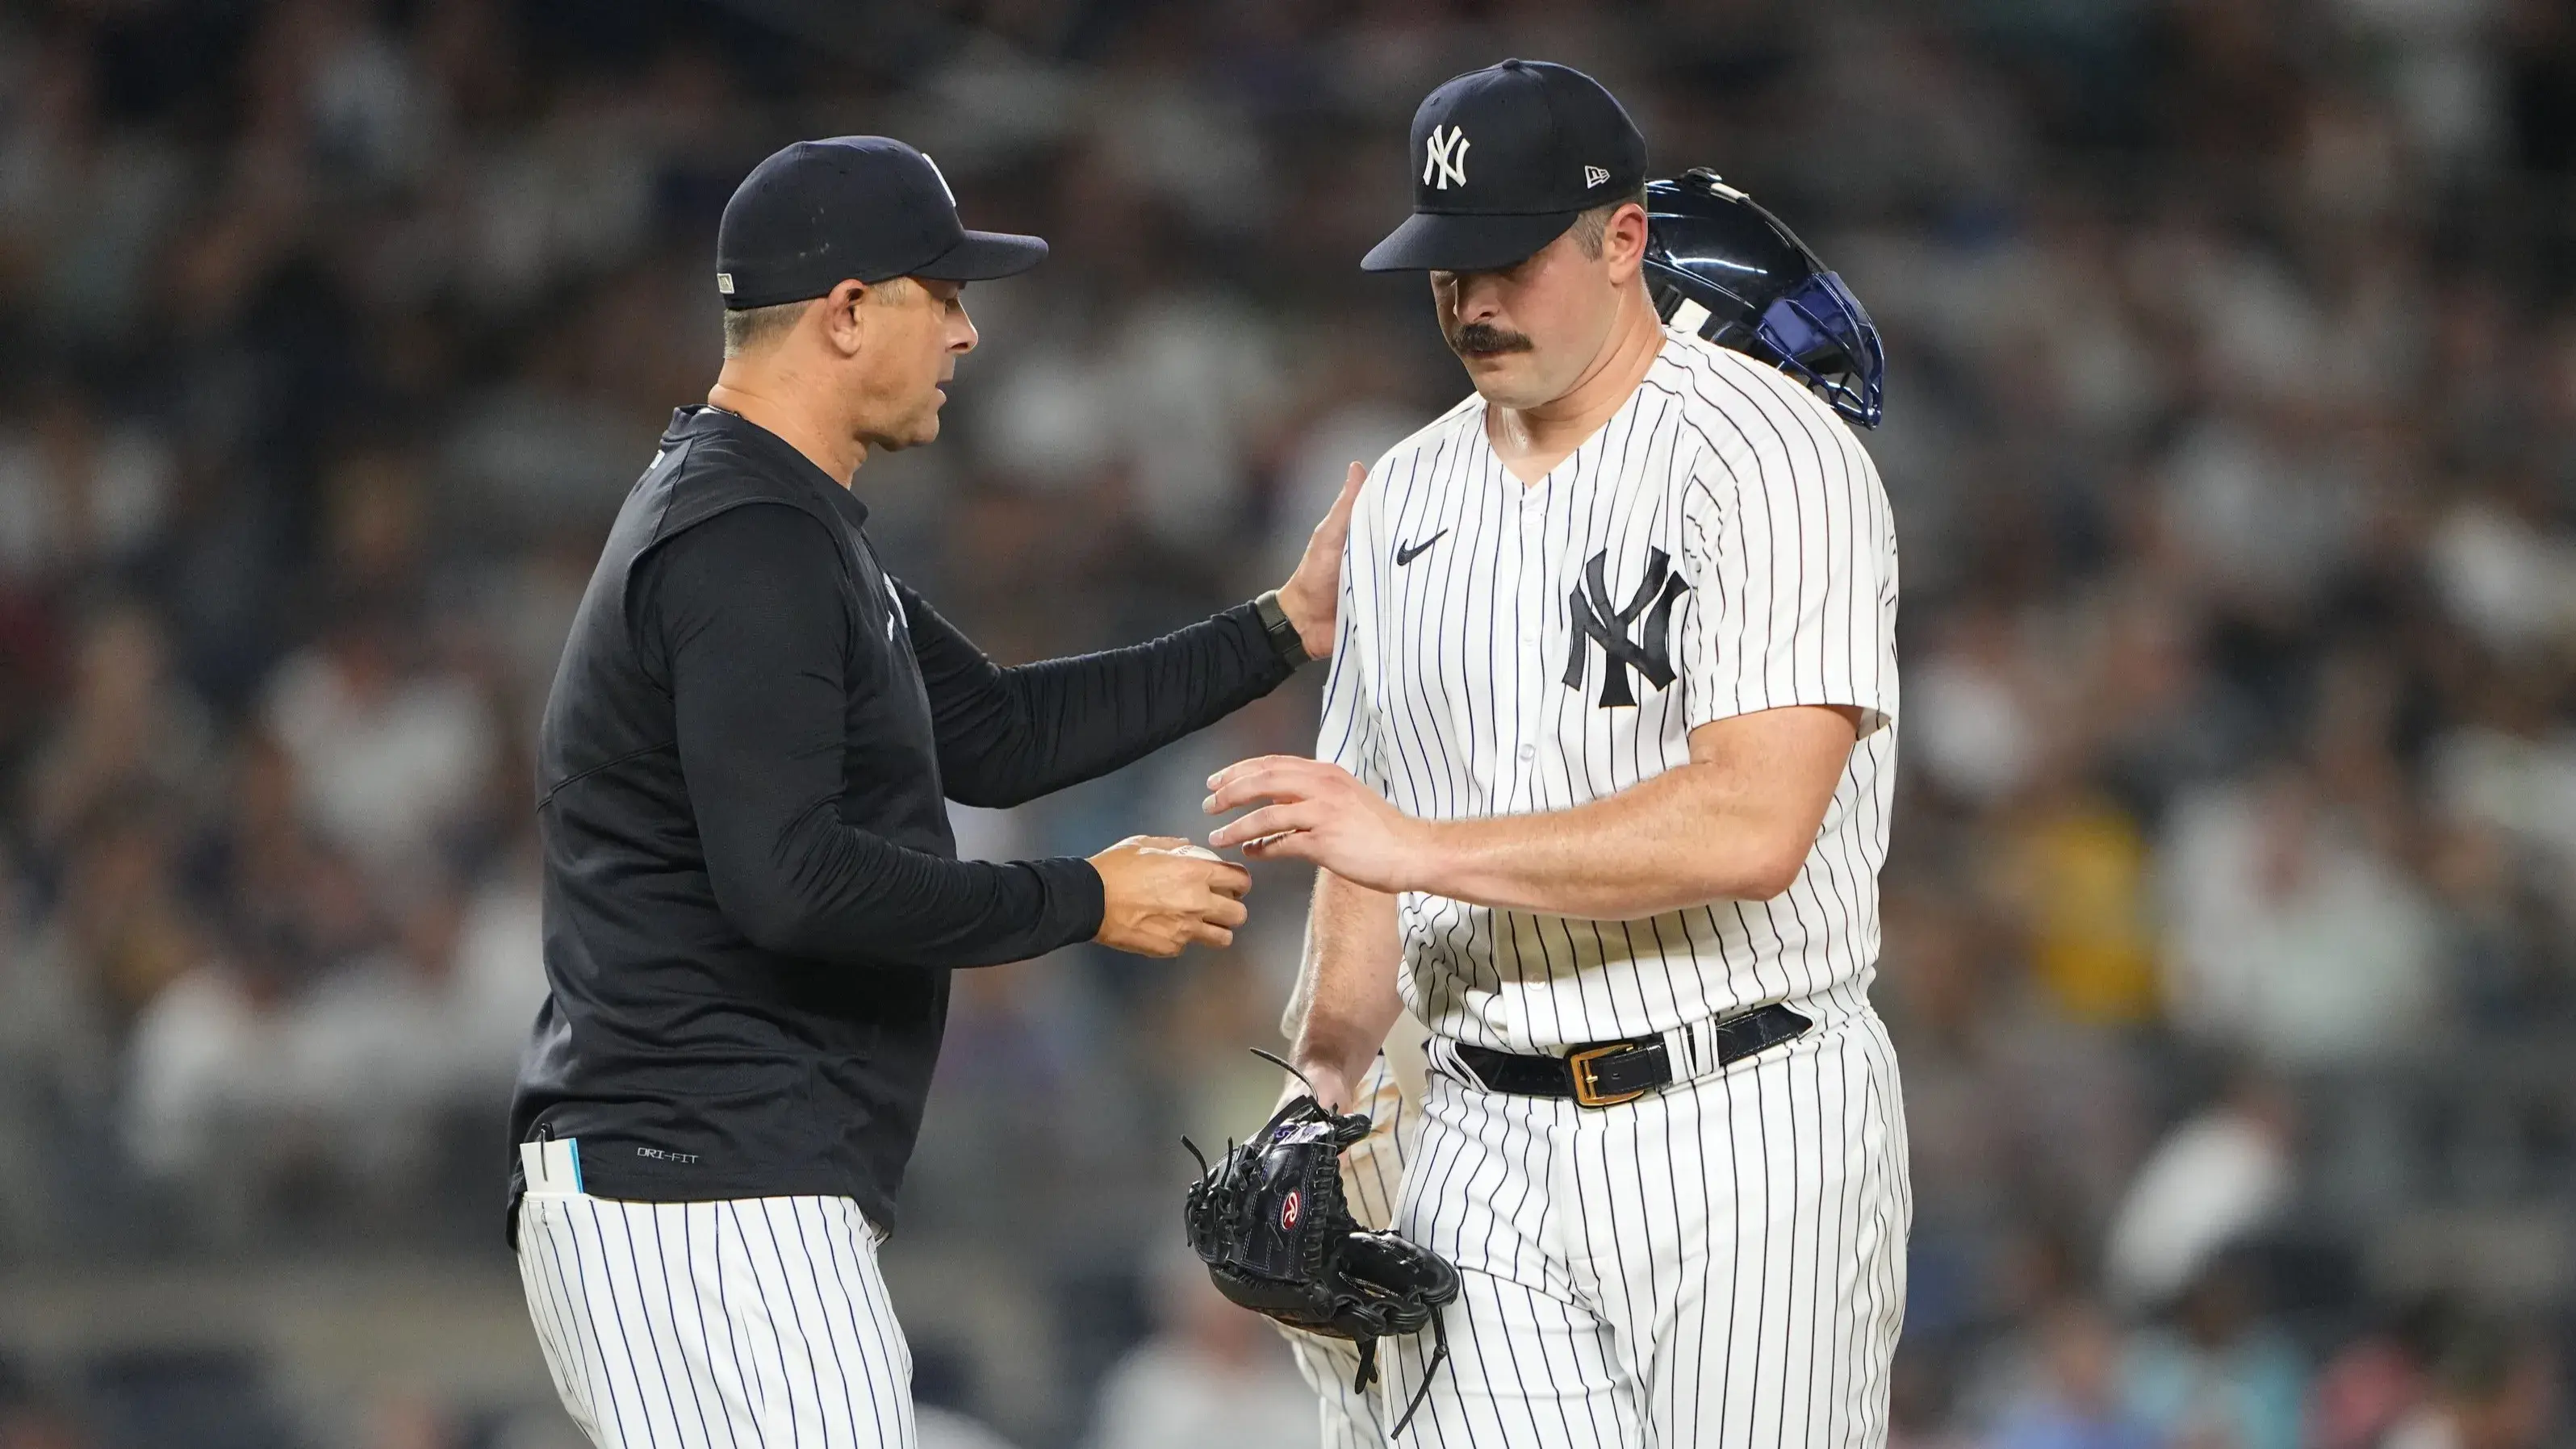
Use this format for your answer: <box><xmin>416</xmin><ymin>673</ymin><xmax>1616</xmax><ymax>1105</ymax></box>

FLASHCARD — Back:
<box><xmin>1585</xmin><ymin>165</ymin><xmax>1611</xmax><ymax>188</ymax></box>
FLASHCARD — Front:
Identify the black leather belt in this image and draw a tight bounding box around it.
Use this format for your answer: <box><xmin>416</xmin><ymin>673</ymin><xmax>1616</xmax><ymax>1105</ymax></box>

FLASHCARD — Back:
<box><xmin>1452</xmin><ymin>1004</ymin><xmax>1813</xmax><ymax>1108</ymax></box>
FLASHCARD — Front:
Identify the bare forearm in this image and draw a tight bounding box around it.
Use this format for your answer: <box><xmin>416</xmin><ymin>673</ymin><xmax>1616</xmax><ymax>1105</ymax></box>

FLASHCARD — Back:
<box><xmin>1404</xmin><ymin>765</ymin><xmax>1794</xmax><ymax>917</ymax></box>
<box><xmin>1410</xmin><ymin>708</ymin><xmax>1861</xmax><ymax>918</ymax></box>
<box><xmin>1286</xmin><ymin>870</ymin><xmax>1403</xmax><ymax>1104</ymax></box>
<box><xmin>1211</xmin><ymin>708</ymin><xmax>1861</xmax><ymax>929</ymax></box>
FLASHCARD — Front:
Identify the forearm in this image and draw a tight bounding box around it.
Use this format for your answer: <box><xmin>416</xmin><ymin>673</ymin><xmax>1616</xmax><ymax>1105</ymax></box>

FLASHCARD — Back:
<box><xmin>1390</xmin><ymin>708</ymin><xmax>1860</xmax><ymax>918</ymax></box>
<box><xmin>991</xmin><ymin>603</ymin><xmax>1294</xmax><ymax>793</ymax></box>
<box><xmin>919</xmin><ymin>594</ymin><xmax>1297</xmax><ymax>807</ymax></box>
<box><xmin>1286</xmin><ymin>870</ymin><xmax>1404</xmax><ymax>1103</ymax></box>
<box><xmin>709</xmin><ymin>806</ymin><xmax>1104</xmax><ymax>969</ymax></box>
<box><xmin>687</xmin><ymin>712</ymin><xmax>1109</xmax><ymax>967</ymax></box>
<box><xmin>1407</xmin><ymin>763</ymin><xmax>1800</xmax><ymax>917</ymax></box>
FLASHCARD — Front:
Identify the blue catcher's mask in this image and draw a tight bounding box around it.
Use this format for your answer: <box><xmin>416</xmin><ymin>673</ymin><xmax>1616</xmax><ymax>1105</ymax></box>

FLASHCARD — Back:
<box><xmin>1643</xmin><ymin>169</ymin><xmax>1885</xmax><ymax>428</ymax></box>
<box><xmin>1752</xmin><ymin>272</ymin><xmax>1884</xmax><ymax>429</ymax></box>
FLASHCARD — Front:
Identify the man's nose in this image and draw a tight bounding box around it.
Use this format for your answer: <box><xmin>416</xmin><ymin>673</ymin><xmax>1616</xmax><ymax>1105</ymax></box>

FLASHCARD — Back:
<box><xmin>1451</xmin><ymin>274</ymin><xmax>1505</xmax><ymax>324</ymax></box>
<box><xmin>952</xmin><ymin>311</ymin><xmax>978</xmax><ymax>354</ymax></box>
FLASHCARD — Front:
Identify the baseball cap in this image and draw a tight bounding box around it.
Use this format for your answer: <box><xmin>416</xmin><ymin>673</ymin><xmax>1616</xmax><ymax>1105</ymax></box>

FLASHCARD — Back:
<box><xmin>1361</xmin><ymin>59</ymin><xmax>1648</xmax><ymax>274</ymax></box>
<box><xmin>714</xmin><ymin>136</ymin><xmax>1048</xmax><ymax>310</ymax></box>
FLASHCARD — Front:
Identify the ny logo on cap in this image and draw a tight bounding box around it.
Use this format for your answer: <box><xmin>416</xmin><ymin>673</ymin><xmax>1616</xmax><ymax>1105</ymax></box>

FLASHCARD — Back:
<box><xmin>1424</xmin><ymin>124</ymin><xmax>1470</xmax><ymax>190</ymax></box>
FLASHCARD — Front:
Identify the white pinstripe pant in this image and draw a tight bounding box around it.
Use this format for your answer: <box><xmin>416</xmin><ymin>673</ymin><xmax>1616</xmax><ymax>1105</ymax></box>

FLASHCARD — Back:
<box><xmin>1378</xmin><ymin>1008</ymin><xmax>1910</xmax><ymax>1448</ymax></box>
<box><xmin>516</xmin><ymin>1192</ymin><xmax>918</xmax><ymax>1447</ymax></box>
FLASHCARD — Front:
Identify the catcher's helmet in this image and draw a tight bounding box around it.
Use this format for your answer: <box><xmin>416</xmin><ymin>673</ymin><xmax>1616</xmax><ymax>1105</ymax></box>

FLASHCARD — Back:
<box><xmin>1643</xmin><ymin>169</ymin><xmax>1885</xmax><ymax>428</ymax></box>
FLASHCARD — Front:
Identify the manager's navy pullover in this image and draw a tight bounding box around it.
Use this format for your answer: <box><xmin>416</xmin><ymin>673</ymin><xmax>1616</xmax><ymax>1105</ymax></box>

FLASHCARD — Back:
<box><xmin>508</xmin><ymin>406</ymin><xmax>1294</xmax><ymax>1234</ymax></box>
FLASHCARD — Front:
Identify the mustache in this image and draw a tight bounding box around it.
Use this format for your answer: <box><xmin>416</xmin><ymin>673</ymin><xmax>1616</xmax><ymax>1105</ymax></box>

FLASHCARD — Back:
<box><xmin>1448</xmin><ymin>321</ymin><xmax>1533</xmax><ymax>357</ymax></box>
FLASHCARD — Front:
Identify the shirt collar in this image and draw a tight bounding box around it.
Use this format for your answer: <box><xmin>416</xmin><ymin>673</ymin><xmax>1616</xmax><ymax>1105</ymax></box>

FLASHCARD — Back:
<box><xmin>667</xmin><ymin>405</ymin><xmax>871</xmax><ymax>528</ymax></box>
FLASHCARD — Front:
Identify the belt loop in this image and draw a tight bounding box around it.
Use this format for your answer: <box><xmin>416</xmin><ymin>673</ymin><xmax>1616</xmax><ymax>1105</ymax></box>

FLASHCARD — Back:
<box><xmin>1431</xmin><ymin>1036</ymin><xmax>1487</xmax><ymax>1092</ymax></box>
<box><xmin>1664</xmin><ymin>1021</ymin><xmax>1699</xmax><ymax>1078</ymax></box>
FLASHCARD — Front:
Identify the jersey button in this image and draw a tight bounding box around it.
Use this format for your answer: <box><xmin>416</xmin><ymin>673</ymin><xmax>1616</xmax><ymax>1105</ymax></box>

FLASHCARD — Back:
<box><xmin>1517</xmin><ymin>744</ymin><xmax>1536</xmax><ymax>762</ymax></box>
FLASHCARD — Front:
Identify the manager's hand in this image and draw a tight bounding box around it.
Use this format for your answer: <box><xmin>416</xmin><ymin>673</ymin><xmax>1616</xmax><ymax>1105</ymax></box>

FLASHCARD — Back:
<box><xmin>1273</xmin><ymin>462</ymin><xmax>1366</xmax><ymax>660</ymax></box>
<box><xmin>1089</xmin><ymin>836</ymin><xmax>1252</xmax><ymax>957</ymax></box>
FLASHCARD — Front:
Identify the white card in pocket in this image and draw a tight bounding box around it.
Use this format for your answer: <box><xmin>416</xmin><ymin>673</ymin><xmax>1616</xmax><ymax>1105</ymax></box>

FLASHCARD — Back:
<box><xmin>521</xmin><ymin>1137</ymin><xmax>585</xmax><ymax>1196</ymax></box>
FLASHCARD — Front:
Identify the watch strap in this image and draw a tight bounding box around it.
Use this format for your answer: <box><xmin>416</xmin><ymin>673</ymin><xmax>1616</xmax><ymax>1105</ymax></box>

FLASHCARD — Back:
<box><xmin>1253</xmin><ymin>591</ymin><xmax>1311</xmax><ymax>669</ymax></box>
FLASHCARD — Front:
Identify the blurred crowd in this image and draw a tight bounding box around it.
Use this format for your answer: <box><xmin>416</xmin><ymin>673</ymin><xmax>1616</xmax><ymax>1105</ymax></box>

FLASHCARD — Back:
<box><xmin>2</xmin><ymin>0</ymin><xmax>2574</xmax><ymax>1446</ymax></box>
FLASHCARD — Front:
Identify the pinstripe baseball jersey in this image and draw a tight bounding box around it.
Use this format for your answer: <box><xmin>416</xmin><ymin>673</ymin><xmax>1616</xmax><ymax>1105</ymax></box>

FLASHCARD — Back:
<box><xmin>1319</xmin><ymin>327</ymin><xmax>1900</xmax><ymax>1054</ymax></box>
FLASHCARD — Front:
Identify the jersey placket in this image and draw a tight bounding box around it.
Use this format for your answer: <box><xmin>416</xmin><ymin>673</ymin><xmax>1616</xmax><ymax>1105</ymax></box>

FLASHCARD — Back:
<box><xmin>1491</xmin><ymin>470</ymin><xmax>1566</xmax><ymax>1055</ymax></box>
<box><xmin>1502</xmin><ymin>476</ymin><xmax>1554</xmax><ymax>814</ymax></box>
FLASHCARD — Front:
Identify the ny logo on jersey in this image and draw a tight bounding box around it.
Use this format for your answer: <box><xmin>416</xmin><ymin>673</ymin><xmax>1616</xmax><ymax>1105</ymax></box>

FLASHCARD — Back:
<box><xmin>1423</xmin><ymin>124</ymin><xmax>1470</xmax><ymax>190</ymax></box>
<box><xmin>1564</xmin><ymin>548</ymin><xmax>1690</xmax><ymax>708</ymax></box>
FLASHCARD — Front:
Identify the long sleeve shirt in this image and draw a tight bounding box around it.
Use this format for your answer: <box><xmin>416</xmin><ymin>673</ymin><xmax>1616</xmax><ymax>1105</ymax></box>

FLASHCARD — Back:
<box><xmin>508</xmin><ymin>406</ymin><xmax>1297</xmax><ymax>1232</ymax></box>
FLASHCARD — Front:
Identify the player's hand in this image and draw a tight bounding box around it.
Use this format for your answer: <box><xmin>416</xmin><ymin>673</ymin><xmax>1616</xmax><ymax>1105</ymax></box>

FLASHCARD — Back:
<box><xmin>1203</xmin><ymin>756</ymin><xmax>1427</xmax><ymax>894</ymax></box>
<box><xmin>1279</xmin><ymin>1059</ymin><xmax>1357</xmax><ymax>1117</ymax></box>
<box><xmin>1274</xmin><ymin>462</ymin><xmax>1365</xmax><ymax>660</ymax></box>
<box><xmin>1089</xmin><ymin>836</ymin><xmax>1252</xmax><ymax>957</ymax></box>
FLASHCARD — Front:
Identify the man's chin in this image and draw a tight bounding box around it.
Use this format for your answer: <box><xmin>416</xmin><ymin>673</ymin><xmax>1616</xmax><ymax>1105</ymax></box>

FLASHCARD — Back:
<box><xmin>1464</xmin><ymin>359</ymin><xmax>1544</xmax><ymax>407</ymax></box>
<box><xmin>866</xmin><ymin>415</ymin><xmax>942</xmax><ymax>454</ymax></box>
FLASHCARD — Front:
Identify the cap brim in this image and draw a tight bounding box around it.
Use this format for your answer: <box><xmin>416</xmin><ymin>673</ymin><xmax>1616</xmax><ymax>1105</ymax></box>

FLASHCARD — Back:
<box><xmin>1360</xmin><ymin>210</ymin><xmax>1580</xmax><ymax>272</ymax></box>
<box><xmin>912</xmin><ymin>229</ymin><xmax>1048</xmax><ymax>281</ymax></box>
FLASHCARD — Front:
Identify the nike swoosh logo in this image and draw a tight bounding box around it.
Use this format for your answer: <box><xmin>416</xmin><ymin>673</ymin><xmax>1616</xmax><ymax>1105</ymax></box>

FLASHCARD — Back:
<box><xmin>1395</xmin><ymin>530</ymin><xmax>1449</xmax><ymax>566</ymax></box>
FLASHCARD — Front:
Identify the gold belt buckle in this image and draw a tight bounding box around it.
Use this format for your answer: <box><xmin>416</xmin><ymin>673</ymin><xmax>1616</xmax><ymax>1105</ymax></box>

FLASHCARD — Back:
<box><xmin>1567</xmin><ymin>1044</ymin><xmax>1647</xmax><ymax>1109</ymax></box>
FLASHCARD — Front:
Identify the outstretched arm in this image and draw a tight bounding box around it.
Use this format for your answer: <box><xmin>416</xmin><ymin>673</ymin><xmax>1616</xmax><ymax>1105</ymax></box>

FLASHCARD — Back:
<box><xmin>908</xmin><ymin>590</ymin><xmax>1289</xmax><ymax>808</ymax></box>
<box><xmin>1206</xmin><ymin>705</ymin><xmax>1863</xmax><ymax>920</ymax></box>
<box><xmin>917</xmin><ymin>464</ymin><xmax>1364</xmax><ymax>808</ymax></box>
<box><xmin>1217</xmin><ymin>395</ymin><xmax>1899</xmax><ymax>920</ymax></box>
<box><xmin>653</xmin><ymin>506</ymin><xmax>1102</xmax><ymax>967</ymax></box>
<box><xmin>653</xmin><ymin>506</ymin><xmax>1248</xmax><ymax>966</ymax></box>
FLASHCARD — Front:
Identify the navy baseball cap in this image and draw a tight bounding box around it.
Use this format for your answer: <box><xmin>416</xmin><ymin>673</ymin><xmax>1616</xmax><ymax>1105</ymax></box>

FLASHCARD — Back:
<box><xmin>714</xmin><ymin>136</ymin><xmax>1048</xmax><ymax>310</ymax></box>
<box><xmin>1362</xmin><ymin>60</ymin><xmax>1648</xmax><ymax>274</ymax></box>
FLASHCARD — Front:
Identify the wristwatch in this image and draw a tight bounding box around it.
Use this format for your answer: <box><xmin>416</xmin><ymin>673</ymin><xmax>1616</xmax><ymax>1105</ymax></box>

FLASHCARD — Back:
<box><xmin>1254</xmin><ymin>591</ymin><xmax>1312</xmax><ymax>668</ymax></box>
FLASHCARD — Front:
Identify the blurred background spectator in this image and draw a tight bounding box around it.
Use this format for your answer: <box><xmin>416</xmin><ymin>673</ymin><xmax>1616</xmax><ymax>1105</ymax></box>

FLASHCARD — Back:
<box><xmin>0</xmin><ymin>0</ymin><xmax>2570</xmax><ymax>1445</ymax></box>
<box><xmin>1081</xmin><ymin>1246</ymin><xmax>1315</xmax><ymax>1449</ymax></box>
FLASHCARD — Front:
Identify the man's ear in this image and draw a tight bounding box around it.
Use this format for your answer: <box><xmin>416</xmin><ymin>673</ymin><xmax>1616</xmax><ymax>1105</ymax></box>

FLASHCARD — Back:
<box><xmin>1604</xmin><ymin>202</ymin><xmax>1650</xmax><ymax>282</ymax></box>
<box><xmin>818</xmin><ymin>278</ymin><xmax>872</xmax><ymax>357</ymax></box>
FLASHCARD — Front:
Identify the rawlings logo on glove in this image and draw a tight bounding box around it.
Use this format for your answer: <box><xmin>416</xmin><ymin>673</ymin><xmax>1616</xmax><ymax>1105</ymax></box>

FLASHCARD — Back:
<box><xmin>1182</xmin><ymin>1051</ymin><xmax>1459</xmax><ymax>1434</ymax></box>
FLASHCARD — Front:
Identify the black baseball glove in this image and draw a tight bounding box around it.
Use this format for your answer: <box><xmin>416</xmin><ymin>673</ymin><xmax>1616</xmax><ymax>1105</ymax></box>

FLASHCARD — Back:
<box><xmin>1182</xmin><ymin>1053</ymin><xmax>1458</xmax><ymax>1434</ymax></box>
